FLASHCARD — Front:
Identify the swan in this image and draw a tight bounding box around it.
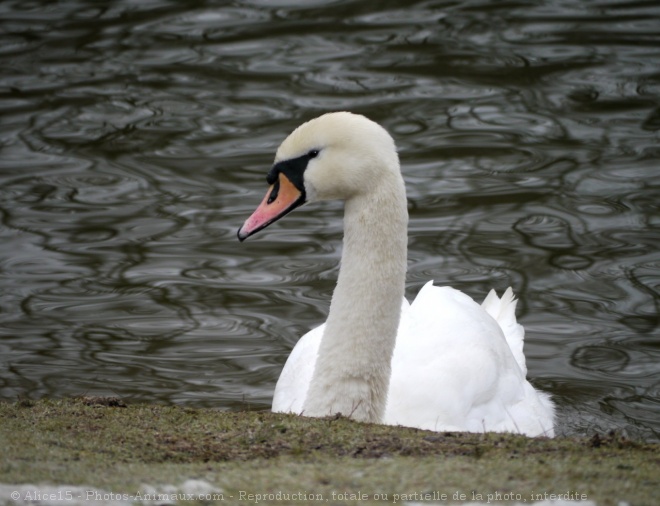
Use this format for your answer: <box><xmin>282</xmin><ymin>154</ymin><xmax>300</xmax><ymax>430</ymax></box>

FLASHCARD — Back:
<box><xmin>237</xmin><ymin>112</ymin><xmax>555</xmax><ymax>437</ymax></box>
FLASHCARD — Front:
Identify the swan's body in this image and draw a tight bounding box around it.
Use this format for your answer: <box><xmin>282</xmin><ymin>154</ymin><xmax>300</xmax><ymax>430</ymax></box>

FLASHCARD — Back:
<box><xmin>238</xmin><ymin>112</ymin><xmax>554</xmax><ymax>437</ymax></box>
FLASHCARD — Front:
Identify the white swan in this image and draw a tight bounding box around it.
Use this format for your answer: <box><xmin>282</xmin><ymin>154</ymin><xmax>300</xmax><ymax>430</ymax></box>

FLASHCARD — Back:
<box><xmin>238</xmin><ymin>112</ymin><xmax>555</xmax><ymax>437</ymax></box>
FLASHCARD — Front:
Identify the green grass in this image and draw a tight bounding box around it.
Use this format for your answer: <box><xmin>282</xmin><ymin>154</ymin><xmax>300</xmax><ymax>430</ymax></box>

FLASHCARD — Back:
<box><xmin>1</xmin><ymin>397</ymin><xmax>658</xmax><ymax>505</ymax></box>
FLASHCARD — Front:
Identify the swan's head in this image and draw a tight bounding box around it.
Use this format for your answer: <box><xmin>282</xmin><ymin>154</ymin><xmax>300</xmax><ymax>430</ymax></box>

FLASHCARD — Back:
<box><xmin>237</xmin><ymin>111</ymin><xmax>399</xmax><ymax>241</ymax></box>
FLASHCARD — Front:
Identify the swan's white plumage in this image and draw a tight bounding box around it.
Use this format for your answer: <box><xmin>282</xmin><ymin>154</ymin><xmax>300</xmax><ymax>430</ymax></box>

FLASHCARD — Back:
<box><xmin>273</xmin><ymin>282</ymin><xmax>554</xmax><ymax>437</ymax></box>
<box><xmin>243</xmin><ymin>111</ymin><xmax>554</xmax><ymax>437</ymax></box>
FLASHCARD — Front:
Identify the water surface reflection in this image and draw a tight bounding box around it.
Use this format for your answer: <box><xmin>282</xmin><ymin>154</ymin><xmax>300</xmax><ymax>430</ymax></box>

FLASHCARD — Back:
<box><xmin>0</xmin><ymin>0</ymin><xmax>658</xmax><ymax>440</ymax></box>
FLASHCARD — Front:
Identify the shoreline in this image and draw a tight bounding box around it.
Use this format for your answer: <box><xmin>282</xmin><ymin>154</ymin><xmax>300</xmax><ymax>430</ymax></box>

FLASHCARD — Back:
<box><xmin>1</xmin><ymin>397</ymin><xmax>657</xmax><ymax>505</ymax></box>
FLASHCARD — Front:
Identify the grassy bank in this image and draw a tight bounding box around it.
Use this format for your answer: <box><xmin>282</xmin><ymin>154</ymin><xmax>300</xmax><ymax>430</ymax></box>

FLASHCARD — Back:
<box><xmin>1</xmin><ymin>397</ymin><xmax>657</xmax><ymax>505</ymax></box>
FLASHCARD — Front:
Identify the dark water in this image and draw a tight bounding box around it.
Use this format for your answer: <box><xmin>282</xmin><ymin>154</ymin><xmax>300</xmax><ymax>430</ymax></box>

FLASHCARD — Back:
<box><xmin>1</xmin><ymin>0</ymin><xmax>658</xmax><ymax>440</ymax></box>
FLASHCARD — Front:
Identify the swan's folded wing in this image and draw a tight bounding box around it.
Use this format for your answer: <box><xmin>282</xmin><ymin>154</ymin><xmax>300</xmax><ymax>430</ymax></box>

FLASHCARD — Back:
<box><xmin>481</xmin><ymin>287</ymin><xmax>526</xmax><ymax>375</ymax></box>
<box><xmin>271</xmin><ymin>324</ymin><xmax>323</xmax><ymax>414</ymax></box>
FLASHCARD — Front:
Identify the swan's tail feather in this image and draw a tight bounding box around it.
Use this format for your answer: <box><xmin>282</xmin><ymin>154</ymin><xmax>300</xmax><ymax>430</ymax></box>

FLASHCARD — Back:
<box><xmin>482</xmin><ymin>288</ymin><xmax>527</xmax><ymax>375</ymax></box>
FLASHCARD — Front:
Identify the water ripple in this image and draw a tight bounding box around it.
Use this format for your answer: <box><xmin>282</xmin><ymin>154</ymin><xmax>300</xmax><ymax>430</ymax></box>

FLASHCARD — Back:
<box><xmin>0</xmin><ymin>0</ymin><xmax>659</xmax><ymax>439</ymax></box>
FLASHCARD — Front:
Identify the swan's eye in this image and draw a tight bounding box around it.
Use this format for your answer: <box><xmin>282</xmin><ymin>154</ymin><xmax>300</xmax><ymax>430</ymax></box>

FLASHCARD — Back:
<box><xmin>308</xmin><ymin>149</ymin><xmax>320</xmax><ymax>159</ymax></box>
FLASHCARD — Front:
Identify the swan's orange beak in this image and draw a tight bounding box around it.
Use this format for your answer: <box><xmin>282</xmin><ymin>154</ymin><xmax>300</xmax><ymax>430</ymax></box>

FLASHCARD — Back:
<box><xmin>237</xmin><ymin>172</ymin><xmax>305</xmax><ymax>241</ymax></box>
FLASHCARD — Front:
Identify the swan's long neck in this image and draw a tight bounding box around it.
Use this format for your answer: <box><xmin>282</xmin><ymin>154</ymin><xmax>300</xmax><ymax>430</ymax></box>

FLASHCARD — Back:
<box><xmin>302</xmin><ymin>169</ymin><xmax>408</xmax><ymax>423</ymax></box>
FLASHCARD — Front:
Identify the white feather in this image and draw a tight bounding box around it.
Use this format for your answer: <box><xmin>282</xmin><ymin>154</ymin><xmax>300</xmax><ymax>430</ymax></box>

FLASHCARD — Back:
<box><xmin>253</xmin><ymin>112</ymin><xmax>554</xmax><ymax>437</ymax></box>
